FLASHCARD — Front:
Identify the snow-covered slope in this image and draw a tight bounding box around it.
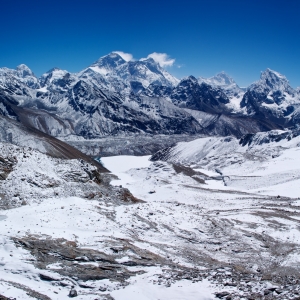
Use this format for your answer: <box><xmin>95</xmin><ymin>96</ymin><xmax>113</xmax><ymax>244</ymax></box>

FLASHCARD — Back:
<box><xmin>2</xmin><ymin>139</ymin><xmax>300</xmax><ymax>299</ymax></box>
<box><xmin>151</xmin><ymin>127</ymin><xmax>300</xmax><ymax>197</ymax></box>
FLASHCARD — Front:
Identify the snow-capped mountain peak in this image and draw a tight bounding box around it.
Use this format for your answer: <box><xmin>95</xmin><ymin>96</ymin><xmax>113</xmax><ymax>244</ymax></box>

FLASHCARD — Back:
<box><xmin>240</xmin><ymin>68</ymin><xmax>300</xmax><ymax>124</ymax></box>
<box><xmin>0</xmin><ymin>64</ymin><xmax>40</xmax><ymax>91</ymax></box>
<box><xmin>89</xmin><ymin>52</ymin><xmax>127</xmax><ymax>75</ymax></box>
<box><xmin>139</xmin><ymin>57</ymin><xmax>156</xmax><ymax>64</ymax></box>
<box><xmin>15</xmin><ymin>64</ymin><xmax>34</xmax><ymax>77</ymax></box>
<box><xmin>96</xmin><ymin>52</ymin><xmax>126</xmax><ymax>65</ymax></box>
<box><xmin>258</xmin><ymin>68</ymin><xmax>291</xmax><ymax>91</ymax></box>
<box><xmin>261</xmin><ymin>68</ymin><xmax>287</xmax><ymax>80</ymax></box>
<box><xmin>40</xmin><ymin>67</ymin><xmax>69</xmax><ymax>87</ymax></box>
<box><xmin>216</xmin><ymin>71</ymin><xmax>235</xmax><ymax>85</ymax></box>
<box><xmin>247</xmin><ymin>68</ymin><xmax>295</xmax><ymax>96</ymax></box>
<box><xmin>198</xmin><ymin>71</ymin><xmax>236</xmax><ymax>87</ymax></box>
<box><xmin>109</xmin><ymin>55</ymin><xmax>179</xmax><ymax>88</ymax></box>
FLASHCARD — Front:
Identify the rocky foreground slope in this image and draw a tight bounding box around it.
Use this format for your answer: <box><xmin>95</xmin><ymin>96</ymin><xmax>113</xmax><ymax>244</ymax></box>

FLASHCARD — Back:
<box><xmin>0</xmin><ymin>128</ymin><xmax>300</xmax><ymax>299</ymax></box>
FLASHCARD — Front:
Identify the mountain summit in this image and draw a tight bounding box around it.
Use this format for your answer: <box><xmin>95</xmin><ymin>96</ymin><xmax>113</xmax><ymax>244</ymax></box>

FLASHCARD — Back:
<box><xmin>198</xmin><ymin>72</ymin><xmax>236</xmax><ymax>87</ymax></box>
<box><xmin>241</xmin><ymin>69</ymin><xmax>299</xmax><ymax>125</ymax></box>
<box><xmin>15</xmin><ymin>64</ymin><xmax>35</xmax><ymax>77</ymax></box>
<box><xmin>89</xmin><ymin>52</ymin><xmax>127</xmax><ymax>75</ymax></box>
<box><xmin>258</xmin><ymin>68</ymin><xmax>292</xmax><ymax>92</ymax></box>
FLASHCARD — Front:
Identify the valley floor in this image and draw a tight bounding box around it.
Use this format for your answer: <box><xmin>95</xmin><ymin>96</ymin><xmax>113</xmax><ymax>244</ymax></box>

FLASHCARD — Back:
<box><xmin>1</xmin><ymin>151</ymin><xmax>300</xmax><ymax>299</ymax></box>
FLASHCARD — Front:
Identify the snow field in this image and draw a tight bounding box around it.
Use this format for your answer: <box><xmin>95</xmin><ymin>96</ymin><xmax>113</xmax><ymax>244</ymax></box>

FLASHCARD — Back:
<box><xmin>1</xmin><ymin>134</ymin><xmax>300</xmax><ymax>299</ymax></box>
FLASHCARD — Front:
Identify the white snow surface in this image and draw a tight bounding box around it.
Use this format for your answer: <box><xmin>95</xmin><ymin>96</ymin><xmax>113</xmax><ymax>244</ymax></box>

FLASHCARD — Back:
<box><xmin>155</xmin><ymin>130</ymin><xmax>300</xmax><ymax>197</ymax></box>
<box><xmin>1</xmin><ymin>132</ymin><xmax>300</xmax><ymax>298</ymax></box>
<box><xmin>111</xmin><ymin>268</ymin><xmax>214</xmax><ymax>300</ymax></box>
<box><xmin>0</xmin><ymin>146</ymin><xmax>226</xmax><ymax>299</ymax></box>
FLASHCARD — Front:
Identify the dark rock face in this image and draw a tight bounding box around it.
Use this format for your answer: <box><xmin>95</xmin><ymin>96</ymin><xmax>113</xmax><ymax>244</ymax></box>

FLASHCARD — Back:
<box><xmin>146</xmin><ymin>83</ymin><xmax>173</xmax><ymax>98</ymax></box>
<box><xmin>170</xmin><ymin>76</ymin><xmax>230</xmax><ymax>114</ymax></box>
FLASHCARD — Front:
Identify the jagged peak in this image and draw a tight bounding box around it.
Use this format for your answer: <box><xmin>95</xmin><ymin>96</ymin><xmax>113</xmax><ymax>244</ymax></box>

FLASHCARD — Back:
<box><xmin>125</xmin><ymin>57</ymin><xmax>160</xmax><ymax>70</ymax></box>
<box><xmin>260</xmin><ymin>68</ymin><xmax>288</xmax><ymax>82</ymax></box>
<box><xmin>40</xmin><ymin>68</ymin><xmax>67</xmax><ymax>80</ymax></box>
<box><xmin>39</xmin><ymin>68</ymin><xmax>68</xmax><ymax>87</ymax></box>
<box><xmin>257</xmin><ymin>68</ymin><xmax>291</xmax><ymax>91</ymax></box>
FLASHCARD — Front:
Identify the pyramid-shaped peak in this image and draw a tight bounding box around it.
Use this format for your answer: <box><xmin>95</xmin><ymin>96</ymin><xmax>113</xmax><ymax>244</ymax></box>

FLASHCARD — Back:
<box><xmin>94</xmin><ymin>52</ymin><xmax>126</xmax><ymax>67</ymax></box>
<box><xmin>259</xmin><ymin>68</ymin><xmax>290</xmax><ymax>91</ymax></box>
<box><xmin>250</xmin><ymin>68</ymin><xmax>295</xmax><ymax>94</ymax></box>
<box><xmin>109</xmin><ymin>52</ymin><xmax>121</xmax><ymax>57</ymax></box>
<box><xmin>187</xmin><ymin>75</ymin><xmax>198</xmax><ymax>81</ymax></box>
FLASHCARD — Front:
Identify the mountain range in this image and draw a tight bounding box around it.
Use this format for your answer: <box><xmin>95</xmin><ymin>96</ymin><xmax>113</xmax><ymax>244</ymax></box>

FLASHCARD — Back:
<box><xmin>0</xmin><ymin>52</ymin><xmax>299</xmax><ymax>150</ymax></box>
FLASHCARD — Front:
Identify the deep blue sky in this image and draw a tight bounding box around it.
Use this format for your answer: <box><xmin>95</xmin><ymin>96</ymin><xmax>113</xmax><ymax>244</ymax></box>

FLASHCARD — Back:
<box><xmin>1</xmin><ymin>0</ymin><xmax>299</xmax><ymax>87</ymax></box>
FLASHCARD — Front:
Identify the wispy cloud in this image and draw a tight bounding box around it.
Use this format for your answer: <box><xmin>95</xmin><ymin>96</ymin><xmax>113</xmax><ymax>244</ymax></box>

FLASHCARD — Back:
<box><xmin>147</xmin><ymin>52</ymin><xmax>175</xmax><ymax>67</ymax></box>
<box><xmin>113</xmin><ymin>51</ymin><xmax>133</xmax><ymax>62</ymax></box>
